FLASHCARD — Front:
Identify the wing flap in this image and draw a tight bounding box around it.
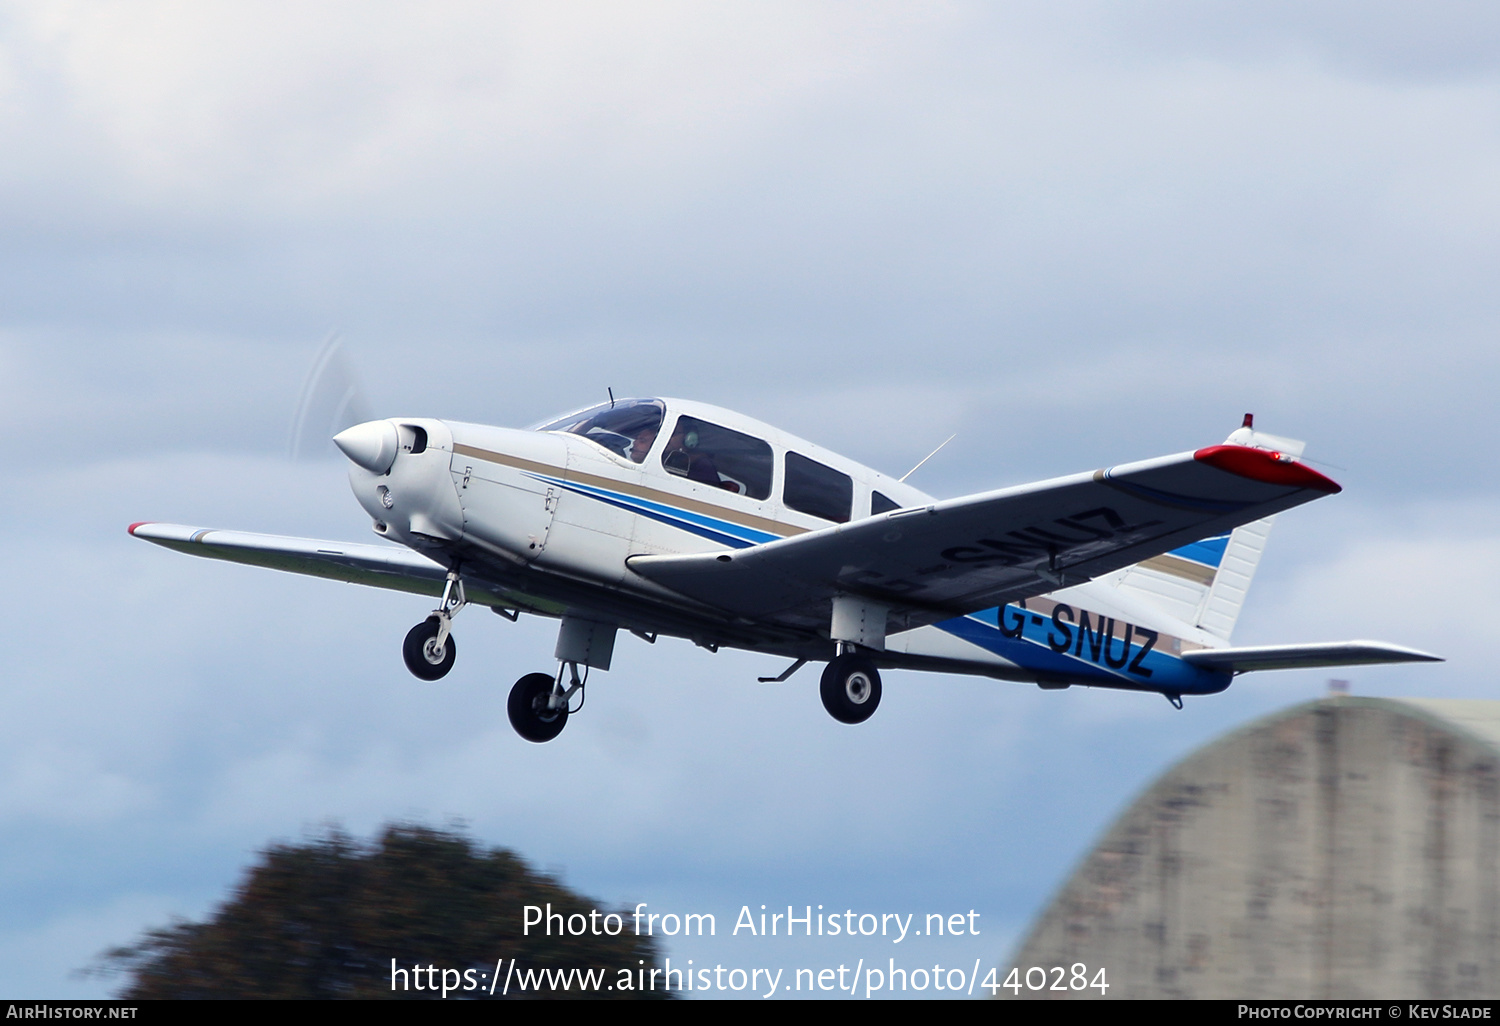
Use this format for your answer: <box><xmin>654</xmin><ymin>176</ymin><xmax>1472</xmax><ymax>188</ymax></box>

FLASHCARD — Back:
<box><xmin>1181</xmin><ymin>641</ymin><xmax>1443</xmax><ymax>672</ymax></box>
<box><xmin>627</xmin><ymin>445</ymin><xmax>1341</xmax><ymax>624</ymax></box>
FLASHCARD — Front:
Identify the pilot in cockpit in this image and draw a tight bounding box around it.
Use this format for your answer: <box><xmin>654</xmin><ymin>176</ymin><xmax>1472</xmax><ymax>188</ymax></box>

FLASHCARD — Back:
<box><xmin>628</xmin><ymin>421</ymin><xmax>659</xmax><ymax>463</ymax></box>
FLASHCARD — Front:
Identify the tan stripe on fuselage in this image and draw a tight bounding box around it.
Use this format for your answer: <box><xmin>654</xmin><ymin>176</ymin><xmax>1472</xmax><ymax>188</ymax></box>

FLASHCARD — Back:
<box><xmin>1135</xmin><ymin>552</ymin><xmax>1218</xmax><ymax>586</ymax></box>
<box><xmin>451</xmin><ymin>442</ymin><xmax>806</xmax><ymax>539</ymax></box>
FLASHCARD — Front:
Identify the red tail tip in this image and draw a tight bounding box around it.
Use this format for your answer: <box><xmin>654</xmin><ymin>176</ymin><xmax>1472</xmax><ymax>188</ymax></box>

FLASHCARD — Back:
<box><xmin>1242</xmin><ymin>413</ymin><xmax>1254</xmax><ymax>429</ymax></box>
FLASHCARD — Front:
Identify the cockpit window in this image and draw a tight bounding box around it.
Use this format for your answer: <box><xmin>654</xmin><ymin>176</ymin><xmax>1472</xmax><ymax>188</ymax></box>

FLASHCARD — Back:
<box><xmin>660</xmin><ymin>415</ymin><xmax>772</xmax><ymax>499</ymax></box>
<box><xmin>537</xmin><ymin>399</ymin><xmax>665</xmax><ymax>464</ymax></box>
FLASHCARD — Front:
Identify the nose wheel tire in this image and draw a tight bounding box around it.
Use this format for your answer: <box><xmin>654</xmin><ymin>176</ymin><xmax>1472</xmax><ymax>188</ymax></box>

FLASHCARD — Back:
<box><xmin>508</xmin><ymin>672</ymin><xmax>569</xmax><ymax>743</ymax></box>
<box><xmin>820</xmin><ymin>654</ymin><xmax>882</xmax><ymax>724</ymax></box>
<box><xmin>403</xmin><ymin>617</ymin><xmax>456</xmax><ymax>680</ymax></box>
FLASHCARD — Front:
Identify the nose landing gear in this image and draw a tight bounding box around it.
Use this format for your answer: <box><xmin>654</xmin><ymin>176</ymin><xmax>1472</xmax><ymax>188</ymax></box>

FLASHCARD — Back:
<box><xmin>403</xmin><ymin>618</ymin><xmax>457</xmax><ymax>680</ymax></box>
<box><xmin>402</xmin><ymin>571</ymin><xmax>465</xmax><ymax>681</ymax></box>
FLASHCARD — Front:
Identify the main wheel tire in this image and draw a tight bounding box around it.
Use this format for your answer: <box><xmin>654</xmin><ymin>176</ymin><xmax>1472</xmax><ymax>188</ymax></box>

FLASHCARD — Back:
<box><xmin>508</xmin><ymin>672</ymin><xmax>569</xmax><ymax>743</ymax></box>
<box><xmin>402</xmin><ymin>617</ymin><xmax>456</xmax><ymax>681</ymax></box>
<box><xmin>819</xmin><ymin>654</ymin><xmax>883</xmax><ymax>724</ymax></box>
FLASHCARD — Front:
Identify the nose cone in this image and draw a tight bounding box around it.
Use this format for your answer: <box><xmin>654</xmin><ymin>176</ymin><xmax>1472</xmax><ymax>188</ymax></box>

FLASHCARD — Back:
<box><xmin>334</xmin><ymin>420</ymin><xmax>399</xmax><ymax>474</ymax></box>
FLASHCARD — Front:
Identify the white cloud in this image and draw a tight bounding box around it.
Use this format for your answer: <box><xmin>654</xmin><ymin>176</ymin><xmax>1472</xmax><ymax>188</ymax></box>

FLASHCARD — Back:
<box><xmin>1242</xmin><ymin>499</ymin><xmax>1500</xmax><ymax>685</ymax></box>
<box><xmin>0</xmin><ymin>2</ymin><xmax>1495</xmax><ymax>997</ymax></box>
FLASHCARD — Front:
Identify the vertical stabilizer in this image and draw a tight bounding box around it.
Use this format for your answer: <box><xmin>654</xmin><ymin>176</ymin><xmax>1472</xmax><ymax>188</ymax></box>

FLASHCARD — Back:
<box><xmin>1195</xmin><ymin>517</ymin><xmax>1274</xmax><ymax>641</ymax></box>
<box><xmin>1110</xmin><ymin>416</ymin><xmax>1307</xmax><ymax>644</ymax></box>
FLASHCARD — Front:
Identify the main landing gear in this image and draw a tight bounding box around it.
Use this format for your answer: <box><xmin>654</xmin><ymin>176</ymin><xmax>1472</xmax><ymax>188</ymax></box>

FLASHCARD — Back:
<box><xmin>402</xmin><ymin>571</ymin><xmax>465</xmax><ymax>681</ymax></box>
<box><xmin>820</xmin><ymin>651</ymin><xmax>882</xmax><ymax>724</ymax></box>
<box><xmin>507</xmin><ymin>664</ymin><xmax>585</xmax><ymax>743</ymax></box>
<box><xmin>505</xmin><ymin>617</ymin><xmax>612</xmax><ymax>743</ymax></box>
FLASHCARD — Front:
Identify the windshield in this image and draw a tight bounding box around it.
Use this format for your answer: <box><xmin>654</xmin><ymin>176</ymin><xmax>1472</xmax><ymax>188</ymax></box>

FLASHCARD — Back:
<box><xmin>536</xmin><ymin>398</ymin><xmax>665</xmax><ymax>463</ymax></box>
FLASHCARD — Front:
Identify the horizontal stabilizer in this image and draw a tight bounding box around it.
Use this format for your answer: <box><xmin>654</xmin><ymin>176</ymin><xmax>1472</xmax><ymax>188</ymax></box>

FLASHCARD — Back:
<box><xmin>1181</xmin><ymin>641</ymin><xmax>1443</xmax><ymax>673</ymax></box>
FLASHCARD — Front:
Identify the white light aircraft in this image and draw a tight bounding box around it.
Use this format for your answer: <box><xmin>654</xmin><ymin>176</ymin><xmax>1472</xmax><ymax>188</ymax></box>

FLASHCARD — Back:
<box><xmin>131</xmin><ymin>399</ymin><xmax>1439</xmax><ymax>742</ymax></box>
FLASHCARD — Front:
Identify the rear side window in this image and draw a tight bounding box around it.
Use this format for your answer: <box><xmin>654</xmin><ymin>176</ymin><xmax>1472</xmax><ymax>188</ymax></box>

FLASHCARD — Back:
<box><xmin>784</xmin><ymin>452</ymin><xmax>852</xmax><ymax>524</ymax></box>
<box><xmin>660</xmin><ymin>416</ymin><xmax>773</xmax><ymax>499</ymax></box>
<box><xmin>871</xmin><ymin>491</ymin><xmax>900</xmax><ymax>515</ymax></box>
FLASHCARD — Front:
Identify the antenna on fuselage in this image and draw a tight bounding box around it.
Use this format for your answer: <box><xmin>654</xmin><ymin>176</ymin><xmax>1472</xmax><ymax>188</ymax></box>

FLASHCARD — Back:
<box><xmin>899</xmin><ymin>433</ymin><xmax>957</xmax><ymax>482</ymax></box>
<box><xmin>607</xmin><ymin>387</ymin><xmax>615</xmax><ymax>408</ymax></box>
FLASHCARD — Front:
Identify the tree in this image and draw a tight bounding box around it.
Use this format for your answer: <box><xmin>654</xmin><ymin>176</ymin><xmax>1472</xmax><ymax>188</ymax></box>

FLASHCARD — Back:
<box><xmin>101</xmin><ymin>824</ymin><xmax>668</xmax><ymax>999</ymax></box>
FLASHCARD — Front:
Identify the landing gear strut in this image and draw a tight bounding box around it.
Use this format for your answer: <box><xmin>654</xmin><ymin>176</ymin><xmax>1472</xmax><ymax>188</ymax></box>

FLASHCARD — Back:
<box><xmin>505</xmin><ymin>618</ymin><xmax>614</xmax><ymax>742</ymax></box>
<box><xmin>507</xmin><ymin>663</ymin><xmax>584</xmax><ymax>743</ymax></box>
<box><xmin>820</xmin><ymin>651</ymin><xmax>883</xmax><ymax>724</ymax></box>
<box><xmin>402</xmin><ymin>571</ymin><xmax>465</xmax><ymax>681</ymax></box>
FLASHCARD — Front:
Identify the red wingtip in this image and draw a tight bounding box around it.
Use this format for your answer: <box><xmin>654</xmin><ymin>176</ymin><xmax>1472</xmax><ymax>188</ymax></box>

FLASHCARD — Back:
<box><xmin>1193</xmin><ymin>445</ymin><xmax>1341</xmax><ymax>493</ymax></box>
<box><xmin>127</xmin><ymin>521</ymin><xmax>152</xmax><ymax>536</ymax></box>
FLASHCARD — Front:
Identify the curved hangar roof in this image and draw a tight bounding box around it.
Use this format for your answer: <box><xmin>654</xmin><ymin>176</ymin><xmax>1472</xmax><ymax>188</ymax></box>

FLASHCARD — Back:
<box><xmin>1005</xmin><ymin>697</ymin><xmax>1500</xmax><ymax>1000</ymax></box>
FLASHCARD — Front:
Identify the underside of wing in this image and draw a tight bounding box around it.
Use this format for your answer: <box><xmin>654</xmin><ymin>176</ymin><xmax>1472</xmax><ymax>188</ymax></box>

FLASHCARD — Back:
<box><xmin>129</xmin><ymin>522</ymin><xmax>454</xmax><ymax>599</ymax></box>
<box><xmin>1181</xmin><ymin>641</ymin><xmax>1443</xmax><ymax>672</ymax></box>
<box><xmin>626</xmin><ymin>444</ymin><xmax>1341</xmax><ymax>631</ymax></box>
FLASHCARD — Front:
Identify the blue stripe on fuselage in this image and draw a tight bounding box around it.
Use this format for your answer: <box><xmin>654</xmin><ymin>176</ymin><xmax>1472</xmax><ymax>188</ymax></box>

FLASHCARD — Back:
<box><xmin>936</xmin><ymin>603</ymin><xmax>1231</xmax><ymax>695</ymax></box>
<box><xmin>523</xmin><ymin>472</ymin><xmax>783</xmax><ymax>549</ymax></box>
<box><xmin>1167</xmin><ymin>533</ymin><xmax>1229</xmax><ymax>569</ymax></box>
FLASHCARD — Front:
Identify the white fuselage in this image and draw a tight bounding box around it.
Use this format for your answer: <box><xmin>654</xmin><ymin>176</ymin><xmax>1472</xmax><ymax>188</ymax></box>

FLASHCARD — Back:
<box><xmin>342</xmin><ymin>399</ymin><xmax>1232</xmax><ymax>695</ymax></box>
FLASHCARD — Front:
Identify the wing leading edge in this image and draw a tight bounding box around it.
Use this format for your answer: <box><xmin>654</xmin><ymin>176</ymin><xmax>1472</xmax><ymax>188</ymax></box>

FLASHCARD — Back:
<box><xmin>128</xmin><ymin>522</ymin><xmax>453</xmax><ymax>598</ymax></box>
<box><xmin>627</xmin><ymin>444</ymin><xmax>1341</xmax><ymax>628</ymax></box>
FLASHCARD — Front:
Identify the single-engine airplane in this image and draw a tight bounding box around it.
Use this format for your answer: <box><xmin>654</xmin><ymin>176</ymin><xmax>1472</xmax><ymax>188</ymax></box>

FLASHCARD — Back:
<box><xmin>131</xmin><ymin>399</ymin><xmax>1439</xmax><ymax>742</ymax></box>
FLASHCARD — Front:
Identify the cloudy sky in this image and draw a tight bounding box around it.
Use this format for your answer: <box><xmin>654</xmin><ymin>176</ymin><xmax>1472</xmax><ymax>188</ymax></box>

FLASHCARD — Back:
<box><xmin>2</xmin><ymin>1</ymin><xmax>1497</xmax><ymax>998</ymax></box>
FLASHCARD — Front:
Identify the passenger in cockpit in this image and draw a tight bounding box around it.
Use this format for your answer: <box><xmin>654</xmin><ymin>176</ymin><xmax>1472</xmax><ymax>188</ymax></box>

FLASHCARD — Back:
<box><xmin>663</xmin><ymin>423</ymin><xmax>726</xmax><ymax>488</ymax></box>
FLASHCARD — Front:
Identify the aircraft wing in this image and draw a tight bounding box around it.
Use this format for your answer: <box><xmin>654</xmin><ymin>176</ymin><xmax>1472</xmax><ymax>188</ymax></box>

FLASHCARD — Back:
<box><xmin>1181</xmin><ymin>641</ymin><xmax>1442</xmax><ymax>672</ymax></box>
<box><xmin>626</xmin><ymin>445</ymin><xmax>1342</xmax><ymax>628</ymax></box>
<box><xmin>128</xmin><ymin>522</ymin><xmax>451</xmax><ymax>598</ymax></box>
